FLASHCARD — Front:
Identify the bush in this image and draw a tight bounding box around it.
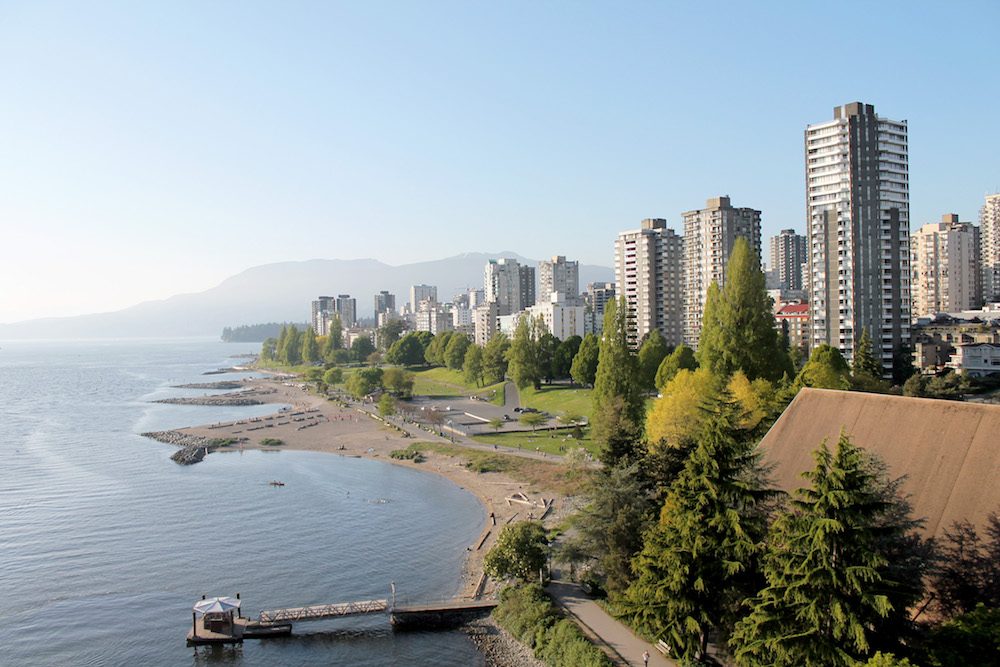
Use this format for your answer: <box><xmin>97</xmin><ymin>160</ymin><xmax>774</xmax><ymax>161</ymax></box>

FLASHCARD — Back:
<box><xmin>466</xmin><ymin>455</ymin><xmax>508</xmax><ymax>473</ymax></box>
<box><xmin>208</xmin><ymin>437</ymin><xmax>237</xmax><ymax>447</ymax></box>
<box><xmin>259</xmin><ymin>438</ymin><xmax>283</xmax><ymax>446</ymax></box>
<box><xmin>389</xmin><ymin>448</ymin><xmax>424</xmax><ymax>463</ymax></box>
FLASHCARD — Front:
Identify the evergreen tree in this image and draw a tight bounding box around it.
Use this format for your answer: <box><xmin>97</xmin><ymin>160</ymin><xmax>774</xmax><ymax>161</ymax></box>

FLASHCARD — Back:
<box><xmin>795</xmin><ymin>344</ymin><xmax>852</xmax><ymax>390</ymax></box>
<box><xmin>654</xmin><ymin>344</ymin><xmax>698</xmax><ymax>391</ymax></box>
<box><xmin>570</xmin><ymin>333</ymin><xmax>600</xmax><ymax>387</ymax></box>
<box><xmin>621</xmin><ymin>399</ymin><xmax>776</xmax><ymax>661</ymax></box>
<box><xmin>280</xmin><ymin>324</ymin><xmax>302</xmax><ymax>365</ymax></box>
<box><xmin>463</xmin><ymin>344</ymin><xmax>485</xmax><ymax>387</ymax></box>
<box><xmin>538</xmin><ymin>331</ymin><xmax>560</xmax><ymax>384</ymax></box>
<box><xmin>301</xmin><ymin>327</ymin><xmax>319</xmax><ymax>364</ymax></box>
<box><xmin>591</xmin><ymin>298</ymin><xmax>645</xmax><ymax>465</ymax></box>
<box><xmin>482</xmin><ymin>332</ymin><xmax>510</xmax><ymax>384</ymax></box>
<box><xmin>697</xmin><ymin>238</ymin><xmax>793</xmax><ymax>382</ymax></box>
<box><xmin>732</xmin><ymin>433</ymin><xmax>899</xmax><ymax>667</ymax></box>
<box><xmin>506</xmin><ymin>316</ymin><xmax>544</xmax><ymax>390</ymax></box>
<box><xmin>322</xmin><ymin>315</ymin><xmax>344</xmax><ymax>362</ymax></box>
<box><xmin>853</xmin><ymin>328</ymin><xmax>883</xmax><ymax>379</ymax></box>
<box><xmin>276</xmin><ymin>325</ymin><xmax>288</xmax><ymax>359</ymax></box>
<box><xmin>552</xmin><ymin>335</ymin><xmax>583</xmax><ymax>380</ymax></box>
<box><xmin>637</xmin><ymin>329</ymin><xmax>669</xmax><ymax>392</ymax></box>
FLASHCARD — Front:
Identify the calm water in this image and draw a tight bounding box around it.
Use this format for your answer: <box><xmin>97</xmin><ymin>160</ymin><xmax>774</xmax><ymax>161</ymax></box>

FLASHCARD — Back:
<box><xmin>0</xmin><ymin>339</ymin><xmax>487</xmax><ymax>666</ymax></box>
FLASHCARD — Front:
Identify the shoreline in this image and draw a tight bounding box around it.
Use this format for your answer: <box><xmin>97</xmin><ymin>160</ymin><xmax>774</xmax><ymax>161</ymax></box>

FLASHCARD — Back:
<box><xmin>153</xmin><ymin>374</ymin><xmax>575</xmax><ymax>602</ymax></box>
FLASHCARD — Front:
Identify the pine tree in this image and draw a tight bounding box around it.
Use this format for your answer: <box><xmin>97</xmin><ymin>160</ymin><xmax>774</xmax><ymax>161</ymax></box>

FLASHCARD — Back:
<box><xmin>301</xmin><ymin>326</ymin><xmax>319</xmax><ymax>364</ymax></box>
<box><xmin>621</xmin><ymin>399</ymin><xmax>775</xmax><ymax>661</ymax></box>
<box><xmin>591</xmin><ymin>298</ymin><xmax>645</xmax><ymax>465</ymax></box>
<box><xmin>322</xmin><ymin>315</ymin><xmax>344</xmax><ymax>362</ymax></box>
<box><xmin>732</xmin><ymin>433</ymin><xmax>896</xmax><ymax>667</ymax></box>
<box><xmin>697</xmin><ymin>238</ymin><xmax>793</xmax><ymax>382</ymax></box>
<box><xmin>853</xmin><ymin>328</ymin><xmax>883</xmax><ymax>379</ymax></box>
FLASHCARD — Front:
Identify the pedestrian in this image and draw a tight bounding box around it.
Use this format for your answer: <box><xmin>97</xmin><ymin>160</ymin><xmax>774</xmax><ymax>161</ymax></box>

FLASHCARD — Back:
<box><xmin>643</xmin><ymin>650</ymin><xmax>649</xmax><ymax>666</ymax></box>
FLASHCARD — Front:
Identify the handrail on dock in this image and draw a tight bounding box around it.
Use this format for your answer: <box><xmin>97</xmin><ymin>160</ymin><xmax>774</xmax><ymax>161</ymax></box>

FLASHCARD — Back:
<box><xmin>259</xmin><ymin>598</ymin><xmax>388</xmax><ymax>623</ymax></box>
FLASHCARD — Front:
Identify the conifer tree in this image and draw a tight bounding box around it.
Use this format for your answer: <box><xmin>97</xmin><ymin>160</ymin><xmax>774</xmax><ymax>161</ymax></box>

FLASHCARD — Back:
<box><xmin>621</xmin><ymin>399</ymin><xmax>776</xmax><ymax>661</ymax></box>
<box><xmin>570</xmin><ymin>333</ymin><xmax>600</xmax><ymax>387</ymax></box>
<box><xmin>654</xmin><ymin>344</ymin><xmax>698</xmax><ymax>391</ymax></box>
<box><xmin>732</xmin><ymin>433</ymin><xmax>897</xmax><ymax>667</ymax></box>
<box><xmin>591</xmin><ymin>298</ymin><xmax>645</xmax><ymax>465</ymax></box>
<box><xmin>322</xmin><ymin>315</ymin><xmax>343</xmax><ymax>362</ymax></box>
<box><xmin>697</xmin><ymin>238</ymin><xmax>793</xmax><ymax>382</ymax></box>
<box><xmin>301</xmin><ymin>326</ymin><xmax>319</xmax><ymax>364</ymax></box>
<box><xmin>637</xmin><ymin>329</ymin><xmax>669</xmax><ymax>392</ymax></box>
<box><xmin>482</xmin><ymin>332</ymin><xmax>510</xmax><ymax>385</ymax></box>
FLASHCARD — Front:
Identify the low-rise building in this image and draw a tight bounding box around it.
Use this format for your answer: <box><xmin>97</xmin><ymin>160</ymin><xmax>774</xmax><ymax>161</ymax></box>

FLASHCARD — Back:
<box><xmin>948</xmin><ymin>343</ymin><xmax>1000</xmax><ymax>377</ymax></box>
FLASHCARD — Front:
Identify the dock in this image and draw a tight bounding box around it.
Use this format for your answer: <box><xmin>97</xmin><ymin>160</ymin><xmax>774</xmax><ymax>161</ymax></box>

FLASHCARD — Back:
<box><xmin>259</xmin><ymin>599</ymin><xmax>388</xmax><ymax>623</ymax></box>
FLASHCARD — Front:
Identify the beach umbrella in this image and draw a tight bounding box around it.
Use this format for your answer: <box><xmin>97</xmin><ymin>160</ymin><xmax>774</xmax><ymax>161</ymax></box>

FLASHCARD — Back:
<box><xmin>193</xmin><ymin>596</ymin><xmax>241</xmax><ymax>614</ymax></box>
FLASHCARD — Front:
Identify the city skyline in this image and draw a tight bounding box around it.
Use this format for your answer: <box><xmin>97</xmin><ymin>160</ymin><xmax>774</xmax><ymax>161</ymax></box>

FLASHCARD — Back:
<box><xmin>1</xmin><ymin>2</ymin><xmax>998</xmax><ymax>324</ymax></box>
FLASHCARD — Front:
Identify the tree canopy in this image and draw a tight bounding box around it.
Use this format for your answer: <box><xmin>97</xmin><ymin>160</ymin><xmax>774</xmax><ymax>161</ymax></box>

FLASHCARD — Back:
<box><xmin>570</xmin><ymin>333</ymin><xmax>600</xmax><ymax>387</ymax></box>
<box><xmin>484</xmin><ymin>522</ymin><xmax>550</xmax><ymax>582</ymax></box>
<box><xmin>591</xmin><ymin>298</ymin><xmax>646</xmax><ymax>465</ymax></box>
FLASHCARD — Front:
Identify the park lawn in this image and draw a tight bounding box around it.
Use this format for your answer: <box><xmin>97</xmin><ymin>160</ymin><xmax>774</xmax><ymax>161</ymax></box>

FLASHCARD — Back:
<box><xmin>410</xmin><ymin>366</ymin><xmax>506</xmax><ymax>402</ymax></box>
<box><xmin>518</xmin><ymin>384</ymin><xmax>594</xmax><ymax>419</ymax></box>
<box><xmin>471</xmin><ymin>427</ymin><xmax>600</xmax><ymax>457</ymax></box>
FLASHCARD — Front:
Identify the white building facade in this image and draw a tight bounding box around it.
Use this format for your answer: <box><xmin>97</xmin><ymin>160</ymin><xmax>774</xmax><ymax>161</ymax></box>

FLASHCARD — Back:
<box><xmin>614</xmin><ymin>219</ymin><xmax>683</xmax><ymax>347</ymax></box>
<box><xmin>911</xmin><ymin>215</ymin><xmax>981</xmax><ymax>317</ymax></box>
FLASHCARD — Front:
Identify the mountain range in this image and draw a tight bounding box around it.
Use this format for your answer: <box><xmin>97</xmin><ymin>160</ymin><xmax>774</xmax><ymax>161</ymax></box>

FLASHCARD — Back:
<box><xmin>1</xmin><ymin>253</ymin><xmax>613</xmax><ymax>339</ymax></box>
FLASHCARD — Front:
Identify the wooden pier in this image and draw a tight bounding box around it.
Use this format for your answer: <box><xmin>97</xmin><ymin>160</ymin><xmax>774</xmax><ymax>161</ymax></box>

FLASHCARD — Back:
<box><xmin>259</xmin><ymin>598</ymin><xmax>388</xmax><ymax>623</ymax></box>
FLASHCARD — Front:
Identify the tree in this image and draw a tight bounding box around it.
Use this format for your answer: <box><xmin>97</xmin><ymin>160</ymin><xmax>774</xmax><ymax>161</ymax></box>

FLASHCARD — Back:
<box><xmin>552</xmin><ymin>335</ymin><xmax>583</xmax><ymax>380</ymax></box>
<box><xmin>696</xmin><ymin>238</ymin><xmax>793</xmax><ymax>382</ymax></box>
<box><xmin>483</xmin><ymin>333</ymin><xmax>510</xmax><ymax>384</ymax></box>
<box><xmin>385</xmin><ymin>332</ymin><xmax>427</xmax><ymax>366</ymax></box>
<box><xmin>930</xmin><ymin>514</ymin><xmax>1000</xmax><ymax>619</ymax></box>
<box><xmin>853</xmin><ymin>328</ymin><xmax>883</xmax><ymax>379</ymax></box>
<box><xmin>795</xmin><ymin>344</ymin><xmax>852</xmax><ymax>390</ymax></box>
<box><xmin>892</xmin><ymin>343</ymin><xmax>916</xmax><ymax>387</ymax></box>
<box><xmin>538</xmin><ymin>332</ymin><xmax>560</xmax><ymax>384</ymax></box>
<box><xmin>322</xmin><ymin>314</ymin><xmax>344</xmax><ymax>361</ymax></box>
<box><xmin>382</xmin><ymin>368</ymin><xmax>415</xmax><ymax>397</ymax></box>
<box><xmin>645</xmin><ymin>368</ymin><xmax>719</xmax><ymax>452</ymax></box>
<box><xmin>621</xmin><ymin>400</ymin><xmax>776</xmax><ymax>662</ymax></box>
<box><xmin>561</xmin><ymin>462</ymin><xmax>655</xmax><ymax>595</ymax></box>
<box><xmin>570</xmin><ymin>333</ymin><xmax>600</xmax><ymax>387</ymax></box>
<box><xmin>923</xmin><ymin>604</ymin><xmax>1000</xmax><ymax>667</ymax></box>
<box><xmin>322</xmin><ymin>367</ymin><xmax>343</xmax><ymax>385</ymax></box>
<box><xmin>637</xmin><ymin>329</ymin><xmax>669</xmax><ymax>392</ymax></box>
<box><xmin>301</xmin><ymin>327</ymin><xmax>319</xmax><ymax>364</ymax></box>
<box><xmin>484</xmin><ymin>522</ymin><xmax>550</xmax><ymax>582</ymax></box>
<box><xmin>345</xmin><ymin>366</ymin><xmax>383</xmax><ymax>399</ymax></box>
<box><xmin>378</xmin><ymin>393</ymin><xmax>395</xmax><ymax>417</ymax></box>
<box><xmin>280</xmin><ymin>324</ymin><xmax>302</xmax><ymax>365</ymax></box>
<box><xmin>591</xmin><ymin>298</ymin><xmax>646</xmax><ymax>465</ymax></box>
<box><xmin>520</xmin><ymin>412</ymin><xmax>547</xmax><ymax>433</ymax></box>
<box><xmin>261</xmin><ymin>337</ymin><xmax>278</xmax><ymax>362</ymax></box>
<box><xmin>444</xmin><ymin>333</ymin><xmax>471</xmax><ymax>371</ymax></box>
<box><xmin>487</xmin><ymin>417</ymin><xmax>505</xmax><ymax>433</ymax></box>
<box><xmin>506</xmin><ymin>316</ymin><xmax>543</xmax><ymax>391</ymax></box>
<box><xmin>351</xmin><ymin>335</ymin><xmax>376</xmax><ymax>363</ymax></box>
<box><xmin>654</xmin><ymin>344</ymin><xmax>697</xmax><ymax>391</ymax></box>
<box><xmin>424</xmin><ymin>330</ymin><xmax>454</xmax><ymax>366</ymax></box>
<box><xmin>463</xmin><ymin>344</ymin><xmax>485</xmax><ymax>387</ymax></box>
<box><xmin>732</xmin><ymin>433</ymin><xmax>902</xmax><ymax>667</ymax></box>
<box><xmin>377</xmin><ymin>318</ymin><xmax>404</xmax><ymax>350</ymax></box>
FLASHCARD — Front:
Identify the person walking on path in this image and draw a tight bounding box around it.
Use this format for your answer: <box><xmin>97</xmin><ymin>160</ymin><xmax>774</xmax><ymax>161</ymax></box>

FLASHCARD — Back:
<box><xmin>643</xmin><ymin>650</ymin><xmax>649</xmax><ymax>665</ymax></box>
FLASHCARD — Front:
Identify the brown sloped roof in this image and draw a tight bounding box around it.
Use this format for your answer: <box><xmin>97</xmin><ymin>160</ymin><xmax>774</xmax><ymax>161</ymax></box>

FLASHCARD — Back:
<box><xmin>757</xmin><ymin>388</ymin><xmax>1000</xmax><ymax>540</ymax></box>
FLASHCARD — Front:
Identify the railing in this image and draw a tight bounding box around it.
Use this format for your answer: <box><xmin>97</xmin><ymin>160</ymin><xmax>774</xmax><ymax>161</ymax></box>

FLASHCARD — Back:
<box><xmin>259</xmin><ymin>599</ymin><xmax>388</xmax><ymax>623</ymax></box>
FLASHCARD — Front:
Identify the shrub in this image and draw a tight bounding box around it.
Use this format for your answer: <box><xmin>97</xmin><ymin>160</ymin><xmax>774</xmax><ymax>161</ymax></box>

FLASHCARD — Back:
<box><xmin>208</xmin><ymin>438</ymin><xmax>237</xmax><ymax>447</ymax></box>
<box><xmin>389</xmin><ymin>448</ymin><xmax>424</xmax><ymax>463</ymax></box>
<box><xmin>259</xmin><ymin>438</ymin><xmax>283</xmax><ymax>446</ymax></box>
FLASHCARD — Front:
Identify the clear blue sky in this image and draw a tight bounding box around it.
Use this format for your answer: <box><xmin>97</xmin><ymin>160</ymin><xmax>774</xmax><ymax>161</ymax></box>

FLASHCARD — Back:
<box><xmin>1</xmin><ymin>1</ymin><xmax>997</xmax><ymax>323</ymax></box>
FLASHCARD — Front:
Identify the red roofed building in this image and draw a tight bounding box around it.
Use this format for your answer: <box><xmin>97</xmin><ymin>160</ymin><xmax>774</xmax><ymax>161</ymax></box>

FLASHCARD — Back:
<box><xmin>774</xmin><ymin>301</ymin><xmax>809</xmax><ymax>355</ymax></box>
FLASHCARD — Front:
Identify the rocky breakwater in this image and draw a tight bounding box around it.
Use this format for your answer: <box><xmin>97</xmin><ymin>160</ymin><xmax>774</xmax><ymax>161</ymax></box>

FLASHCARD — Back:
<box><xmin>142</xmin><ymin>430</ymin><xmax>214</xmax><ymax>465</ymax></box>
<box><xmin>152</xmin><ymin>387</ymin><xmax>275</xmax><ymax>407</ymax></box>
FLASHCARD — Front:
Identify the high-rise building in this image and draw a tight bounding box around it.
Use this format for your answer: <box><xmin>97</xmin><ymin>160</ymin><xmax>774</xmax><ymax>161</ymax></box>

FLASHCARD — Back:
<box><xmin>538</xmin><ymin>255</ymin><xmax>579</xmax><ymax>304</ymax></box>
<box><xmin>770</xmin><ymin>229</ymin><xmax>808</xmax><ymax>291</ymax></box>
<box><xmin>484</xmin><ymin>258</ymin><xmax>535</xmax><ymax>316</ymax></box>
<box><xmin>682</xmin><ymin>196</ymin><xmax>762</xmax><ymax>348</ymax></box>
<box><xmin>335</xmin><ymin>294</ymin><xmax>357</xmax><ymax>328</ymax></box>
<box><xmin>806</xmin><ymin>102</ymin><xmax>910</xmax><ymax>369</ymax></box>
<box><xmin>911</xmin><ymin>215</ymin><xmax>981</xmax><ymax>317</ymax></box>
<box><xmin>982</xmin><ymin>194</ymin><xmax>1000</xmax><ymax>303</ymax></box>
<box><xmin>410</xmin><ymin>285</ymin><xmax>437</xmax><ymax>313</ymax></box>
<box><xmin>374</xmin><ymin>291</ymin><xmax>396</xmax><ymax>317</ymax></box>
<box><xmin>614</xmin><ymin>218</ymin><xmax>683</xmax><ymax>347</ymax></box>
<box><xmin>311</xmin><ymin>296</ymin><xmax>336</xmax><ymax>336</ymax></box>
<box><xmin>584</xmin><ymin>281</ymin><xmax>615</xmax><ymax>335</ymax></box>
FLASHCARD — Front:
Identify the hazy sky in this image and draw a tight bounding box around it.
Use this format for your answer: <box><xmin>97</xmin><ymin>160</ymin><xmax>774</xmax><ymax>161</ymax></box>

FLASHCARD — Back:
<box><xmin>1</xmin><ymin>1</ymin><xmax>997</xmax><ymax>323</ymax></box>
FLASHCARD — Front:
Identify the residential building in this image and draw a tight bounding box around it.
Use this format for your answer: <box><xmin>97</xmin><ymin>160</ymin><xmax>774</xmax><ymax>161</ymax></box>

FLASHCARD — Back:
<box><xmin>334</xmin><ymin>294</ymin><xmax>357</xmax><ymax>328</ymax></box>
<box><xmin>774</xmin><ymin>301</ymin><xmax>810</xmax><ymax>354</ymax></box>
<box><xmin>538</xmin><ymin>256</ymin><xmax>580</xmax><ymax>305</ymax></box>
<box><xmin>473</xmin><ymin>302</ymin><xmax>500</xmax><ymax>347</ymax></box>
<box><xmin>682</xmin><ymin>196</ymin><xmax>762</xmax><ymax>348</ymax></box>
<box><xmin>948</xmin><ymin>342</ymin><xmax>1000</xmax><ymax>377</ymax></box>
<box><xmin>525</xmin><ymin>292</ymin><xmax>587</xmax><ymax>341</ymax></box>
<box><xmin>410</xmin><ymin>285</ymin><xmax>437</xmax><ymax>313</ymax></box>
<box><xmin>614</xmin><ymin>219</ymin><xmax>683</xmax><ymax>347</ymax></box>
<box><xmin>414</xmin><ymin>299</ymin><xmax>451</xmax><ymax>334</ymax></box>
<box><xmin>911</xmin><ymin>214</ymin><xmax>981</xmax><ymax>317</ymax></box>
<box><xmin>806</xmin><ymin>102</ymin><xmax>910</xmax><ymax>371</ymax></box>
<box><xmin>584</xmin><ymin>281</ymin><xmax>615</xmax><ymax>335</ymax></box>
<box><xmin>982</xmin><ymin>194</ymin><xmax>1000</xmax><ymax>302</ymax></box>
<box><xmin>311</xmin><ymin>296</ymin><xmax>336</xmax><ymax>336</ymax></box>
<box><xmin>374</xmin><ymin>291</ymin><xmax>396</xmax><ymax>318</ymax></box>
<box><xmin>484</xmin><ymin>258</ymin><xmax>535</xmax><ymax>316</ymax></box>
<box><xmin>770</xmin><ymin>229</ymin><xmax>808</xmax><ymax>291</ymax></box>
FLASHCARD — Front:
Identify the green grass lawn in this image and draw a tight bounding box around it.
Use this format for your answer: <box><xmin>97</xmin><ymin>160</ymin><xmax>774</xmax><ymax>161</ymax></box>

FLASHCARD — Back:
<box><xmin>471</xmin><ymin>427</ymin><xmax>599</xmax><ymax>457</ymax></box>
<box><xmin>410</xmin><ymin>367</ymin><xmax>505</xmax><ymax>401</ymax></box>
<box><xmin>518</xmin><ymin>384</ymin><xmax>594</xmax><ymax>418</ymax></box>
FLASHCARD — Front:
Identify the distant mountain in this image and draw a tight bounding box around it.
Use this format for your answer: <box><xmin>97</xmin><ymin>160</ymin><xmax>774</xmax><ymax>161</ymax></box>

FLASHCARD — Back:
<box><xmin>0</xmin><ymin>253</ymin><xmax>613</xmax><ymax>339</ymax></box>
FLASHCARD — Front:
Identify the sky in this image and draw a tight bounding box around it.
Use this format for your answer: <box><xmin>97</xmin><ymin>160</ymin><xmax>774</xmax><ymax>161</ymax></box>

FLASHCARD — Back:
<box><xmin>1</xmin><ymin>1</ymin><xmax>998</xmax><ymax>323</ymax></box>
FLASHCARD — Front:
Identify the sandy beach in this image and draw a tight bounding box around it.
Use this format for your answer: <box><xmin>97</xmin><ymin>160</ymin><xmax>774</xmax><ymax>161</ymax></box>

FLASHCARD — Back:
<box><xmin>163</xmin><ymin>375</ymin><xmax>574</xmax><ymax>601</ymax></box>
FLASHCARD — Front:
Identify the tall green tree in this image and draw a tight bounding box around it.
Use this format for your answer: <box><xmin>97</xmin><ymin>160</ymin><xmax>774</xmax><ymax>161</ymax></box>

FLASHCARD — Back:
<box><xmin>570</xmin><ymin>333</ymin><xmax>600</xmax><ymax>387</ymax></box>
<box><xmin>732</xmin><ymin>433</ymin><xmax>900</xmax><ymax>667</ymax></box>
<box><xmin>538</xmin><ymin>332</ymin><xmax>560</xmax><ymax>384</ymax></box>
<box><xmin>697</xmin><ymin>238</ymin><xmax>793</xmax><ymax>382</ymax></box>
<box><xmin>621</xmin><ymin>400</ymin><xmax>775</xmax><ymax>662</ymax></box>
<box><xmin>853</xmin><ymin>328</ymin><xmax>883</xmax><ymax>379</ymax></box>
<box><xmin>424</xmin><ymin>330</ymin><xmax>454</xmax><ymax>366</ymax></box>
<box><xmin>377</xmin><ymin>318</ymin><xmax>404</xmax><ymax>350</ymax></box>
<box><xmin>654</xmin><ymin>344</ymin><xmax>697</xmax><ymax>391</ymax></box>
<box><xmin>261</xmin><ymin>337</ymin><xmax>278</xmax><ymax>362</ymax></box>
<box><xmin>385</xmin><ymin>332</ymin><xmax>427</xmax><ymax>366</ymax></box>
<box><xmin>345</xmin><ymin>366</ymin><xmax>383</xmax><ymax>399</ymax></box>
<box><xmin>444</xmin><ymin>333</ymin><xmax>471</xmax><ymax>371</ymax></box>
<box><xmin>484</xmin><ymin>522</ymin><xmax>550</xmax><ymax>582</ymax></box>
<box><xmin>591</xmin><ymin>298</ymin><xmax>645</xmax><ymax>465</ymax></box>
<box><xmin>463</xmin><ymin>344</ymin><xmax>485</xmax><ymax>387</ymax></box>
<box><xmin>506</xmin><ymin>316</ymin><xmax>545</xmax><ymax>391</ymax></box>
<box><xmin>552</xmin><ymin>335</ymin><xmax>583</xmax><ymax>380</ymax></box>
<box><xmin>483</xmin><ymin>332</ymin><xmax>510</xmax><ymax>384</ymax></box>
<box><xmin>637</xmin><ymin>329</ymin><xmax>669</xmax><ymax>392</ymax></box>
<box><xmin>351</xmin><ymin>335</ymin><xmax>376</xmax><ymax>362</ymax></box>
<box><xmin>280</xmin><ymin>324</ymin><xmax>302</xmax><ymax>365</ymax></box>
<box><xmin>795</xmin><ymin>344</ymin><xmax>852</xmax><ymax>390</ymax></box>
<box><xmin>301</xmin><ymin>326</ymin><xmax>319</xmax><ymax>364</ymax></box>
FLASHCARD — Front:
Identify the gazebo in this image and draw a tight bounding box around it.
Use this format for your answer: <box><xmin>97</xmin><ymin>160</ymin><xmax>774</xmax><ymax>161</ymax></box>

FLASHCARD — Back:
<box><xmin>189</xmin><ymin>595</ymin><xmax>243</xmax><ymax>643</ymax></box>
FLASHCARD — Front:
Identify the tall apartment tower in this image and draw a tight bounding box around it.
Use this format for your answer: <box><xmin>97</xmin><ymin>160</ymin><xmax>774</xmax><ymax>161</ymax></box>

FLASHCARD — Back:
<box><xmin>681</xmin><ymin>196</ymin><xmax>762</xmax><ymax>348</ymax></box>
<box><xmin>911</xmin><ymin>215</ymin><xmax>981</xmax><ymax>317</ymax></box>
<box><xmin>585</xmin><ymin>281</ymin><xmax>616</xmax><ymax>334</ymax></box>
<box><xmin>538</xmin><ymin>255</ymin><xmax>579</xmax><ymax>303</ymax></box>
<box><xmin>614</xmin><ymin>218</ymin><xmax>683</xmax><ymax>347</ymax></box>
<box><xmin>410</xmin><ymin>285</ymin><xmax>437</xmax><ymax>312</ymax></box>
<box><xmin>806</xmin><ymin>102</ymin><xmax>910</xmax><ymax>369</ymax></box>
<box><xmin>374</xmin><ymin>290</ymin><xmax>396</xmax><ymax>316</ymax></box>
<box><xmin>982</xmin><ymin>194</ymin><xmax>1000</xmax><ymax>302</ymax></box>
<box><xmin>335</xmin><ymin>294</ymin><xmax>357</xmax><ymax>328</ymax></box>
<box><xmin>311</xmin><ymin>296</ymin><xmax>337</xmax><ymax>336</ymax></box>
<box><xmin>769</xmin><ymin>229</ymin><xmax>808</xmax><ymax>291</ymax></box>
<box><xmin>484</xmin><ymin>258</ymin><xmax>535</xmax><ymax>316</ymax></box>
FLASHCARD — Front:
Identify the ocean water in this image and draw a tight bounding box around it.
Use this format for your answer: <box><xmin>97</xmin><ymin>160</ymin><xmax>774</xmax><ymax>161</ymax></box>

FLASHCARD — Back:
<box><xmin>0</xmin><ymin>339</ymin><xmax>487</xmax><ymax>666</ymax></box>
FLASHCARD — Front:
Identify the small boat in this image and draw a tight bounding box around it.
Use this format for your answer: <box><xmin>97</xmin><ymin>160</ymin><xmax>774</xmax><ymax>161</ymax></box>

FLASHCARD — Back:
<box><xmin>269</xmin><ymin>481</ymin><xmax>285</xmax><ymax>486</ymax></box>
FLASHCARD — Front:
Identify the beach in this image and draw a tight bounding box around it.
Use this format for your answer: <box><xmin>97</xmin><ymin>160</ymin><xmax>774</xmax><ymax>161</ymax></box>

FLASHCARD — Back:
<box><xmin>158</xmin><ymin>374</ymin><xmax>575</xmax><ymax>602</ymax></box>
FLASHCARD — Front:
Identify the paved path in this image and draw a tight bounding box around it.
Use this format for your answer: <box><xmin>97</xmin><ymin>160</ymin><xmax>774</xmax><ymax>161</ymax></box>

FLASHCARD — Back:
<box><xmin>547</xmin><ymin>575</ymin><xmax>675</xmax><ymax>667</ymax></box>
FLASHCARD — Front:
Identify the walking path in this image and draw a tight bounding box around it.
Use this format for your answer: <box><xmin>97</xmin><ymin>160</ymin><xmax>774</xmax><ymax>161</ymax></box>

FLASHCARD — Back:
<box><xmin>546</xmin><ymin>572</ymin><xmax>675</xmax><ymax>667</ymax></box>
